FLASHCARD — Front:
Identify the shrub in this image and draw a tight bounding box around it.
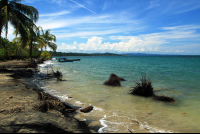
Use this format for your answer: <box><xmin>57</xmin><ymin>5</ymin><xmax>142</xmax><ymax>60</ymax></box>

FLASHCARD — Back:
<box><xmin>0</xmin><ymin>48</ymin><xmax>6</xmax><ymax>61</ymax></box>
<box><xmin>40</xmin><ymin>51</ymin><xmax>52</xmax><ymax>59</ymax></box>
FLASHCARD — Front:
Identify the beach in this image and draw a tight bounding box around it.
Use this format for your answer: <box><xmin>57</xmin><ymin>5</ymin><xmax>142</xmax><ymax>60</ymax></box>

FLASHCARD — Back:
<box><xmin>1</xmin><ymin>56</ymin><xmax>200</xmax><ymax>133</ymax></box>
<box><xmin>0</xmin><ymin>59</ymin><xmax>97</xmax><ymax>133</ymax></box>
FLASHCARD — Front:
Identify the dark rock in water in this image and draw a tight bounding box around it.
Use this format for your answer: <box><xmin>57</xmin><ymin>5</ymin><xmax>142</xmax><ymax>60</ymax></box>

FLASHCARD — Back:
<box><xmin>104</xmin><ymin>73</ymin><xmax>125</xmax><ymax>86</ymax></box>
<box><xmin>80</xmin><ymin>105</ymin><xmax>93</xmax><ymax>113</ymax></box>
<box><xmin>118</xmin><ymin>77</ymin><xmax>126</xmax><ymax>81</ymax></box>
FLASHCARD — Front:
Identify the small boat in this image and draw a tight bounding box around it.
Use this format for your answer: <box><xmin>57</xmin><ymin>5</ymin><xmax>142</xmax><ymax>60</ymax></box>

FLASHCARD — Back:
<box><xmin>56</xmin><ymin>57</ymin><xmax>81</xmax><ymax>62</ymax></box>
<box><xmin>72</xmin><ymin>59</ymin><xmax>81</xmax><ymax>61</ymax></box>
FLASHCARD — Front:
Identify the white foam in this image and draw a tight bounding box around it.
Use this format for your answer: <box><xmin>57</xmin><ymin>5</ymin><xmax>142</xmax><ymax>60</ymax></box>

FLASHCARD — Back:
<box><xmin>98</xmin><ymin>115</ymin><xmax>108</xmax><ymax>133</ymax></box>
<box><xmin>75</xmin><ymin>100</ymin><xmax>83</xmax><ymax>105</ymax></box>
<box><xmin>57</xmin><ymin>94</ymin><xmax>71</xmax><ymax>101</ymax></box>
<box><xmin>38</xmin><ymin>60</ymin><xmax>54</xmax><ymax>68</ymax></box>
<box><xmin>139</xmin><ymin>122</ymin><xmax>173</xmax><ymax>133</ymax></box>
<box><xmin>93</xmin><ymin>106</ymin><xmax>104</xmax><ymax>112</ymax></box>
<box><xmin>73</xmin><ymin>70</ymin><xmax>78</xmax><ymax>73</ymax></box>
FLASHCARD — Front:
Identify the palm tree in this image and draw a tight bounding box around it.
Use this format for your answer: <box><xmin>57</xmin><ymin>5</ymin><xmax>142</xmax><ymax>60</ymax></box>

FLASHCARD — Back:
<box><xmin>13</xmin><ymin>26</ymin><xmax>45</xmax><ymax>62</ymax></box>
<box><xmin>0</xmin><ymin>0</ymin><xmax>38</xmax><ymax>40</ymax></box>
<box><xmin>40</xmin><ymin>28</ymin><xmax>57</xmax><ymax>54</ymax></box>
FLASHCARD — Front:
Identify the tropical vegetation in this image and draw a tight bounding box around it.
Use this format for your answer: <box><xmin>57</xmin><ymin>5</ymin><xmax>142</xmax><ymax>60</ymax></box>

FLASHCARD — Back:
<box><xmin>0</xmin><ymin>0</ymin><xmax>57</xmax><ymax>62</ymax></box>
<box><xmin>40</xmin><ymin>51</ymin><xmax>52</xmax><ymax>59</ymax></box>
<box><xmin>51</xmin><ymin>51</ymin><xmax>121</xmax><ymax>56</ymax></box>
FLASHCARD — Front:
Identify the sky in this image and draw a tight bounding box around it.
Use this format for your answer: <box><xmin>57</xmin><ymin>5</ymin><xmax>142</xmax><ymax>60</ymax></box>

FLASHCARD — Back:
<box><xmin>5</xmin><ymin>0</ymin><xmax>200</xmax><ymax>55</ymax></box>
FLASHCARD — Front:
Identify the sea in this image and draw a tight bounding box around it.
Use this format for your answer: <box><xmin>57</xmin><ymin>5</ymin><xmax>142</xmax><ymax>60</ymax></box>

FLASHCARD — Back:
<box><xmin>33</xmin><ymin>55</ymin><xmax>200</xmax><ymax>133</ymax></box>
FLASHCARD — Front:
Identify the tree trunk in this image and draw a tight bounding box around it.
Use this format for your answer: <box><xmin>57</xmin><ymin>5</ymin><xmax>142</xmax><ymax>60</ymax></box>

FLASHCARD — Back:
<box><xmin>40</xmin><ymin>48</ymin><xmax>43</xmax><ymax>58</ymax></box>
<box><xmin>30</xmin><ymin>39</ymin><xmax>33</xmax><ymax>63</ymax></box>
<box><xmin>0</xmin><ymin>17</ymin><xmax>3</xmax><ymax>39</ymax></box>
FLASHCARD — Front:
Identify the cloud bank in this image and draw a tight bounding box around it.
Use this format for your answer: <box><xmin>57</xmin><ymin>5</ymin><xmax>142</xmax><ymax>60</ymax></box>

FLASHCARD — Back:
<box><xmin>57</xmin><ymin>25</ymin><xmax>200</xmax><ymax>54</ymax></box>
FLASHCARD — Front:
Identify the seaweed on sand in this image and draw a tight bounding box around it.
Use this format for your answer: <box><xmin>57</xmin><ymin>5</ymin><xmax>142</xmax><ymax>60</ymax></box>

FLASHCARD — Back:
<box><xmin>129</xmin><ymin>74</ymin><xmax>154</xmax><ymax>97</ymax></box>
<box><xmin>104</xmin><ymin>73</ymin><xmax>125</xmax><ymax>86</ymax></box>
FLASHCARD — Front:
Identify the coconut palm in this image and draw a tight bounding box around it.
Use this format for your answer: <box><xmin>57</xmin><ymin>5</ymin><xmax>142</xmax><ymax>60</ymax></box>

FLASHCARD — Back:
<box><xmin>0</xmin><ymin>0</ymin><xmax>38</xmax><ymax>40</ymax></box>
<box><xmin>13</xmin><ymin>26</ymin><xmax>45</xmax><ymax>62</ymax></box>
<box><xmin>40</xmin><ymin>28</ymin><xmax>57</xmax><ymax>53</ymax></box>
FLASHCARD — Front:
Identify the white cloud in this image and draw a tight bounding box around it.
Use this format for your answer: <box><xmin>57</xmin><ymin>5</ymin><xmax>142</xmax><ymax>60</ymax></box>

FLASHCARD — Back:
<box><xmin>146</xmin><ymin>0</ymin><xmax>160</xmax><ymax>9</ymax></box>
<box><xmin>40</xmin><ymin>11</ymin><xmax>71</xmax><ymax>17</ymax></box>
<box><xmin>102</xmin><ymin>2</ymin><xmax>108</xmax><ymax>10</ymax></box>
<box><xmin>79</xmin><ymin>36</ymin><xmax>103</xmax><ymax>50</ymax></box>
<box><xmin>57</xmin><ymin>42</ymin><xmax>77</xmax><ymax>52</ymax></box>
<box><xmin>70</xmin><ymin>0</ymin><xmax>96</xmax><ymax>14</ymax></box>
<box><xmin>58</xmin><ymin>25</ymin><xmax>200</xmax><ymax>54</ymax></box>
<box><xmin>71</xmin><ymin>36</ymin><xmax>149</xmax><ymax>53</ymax></box>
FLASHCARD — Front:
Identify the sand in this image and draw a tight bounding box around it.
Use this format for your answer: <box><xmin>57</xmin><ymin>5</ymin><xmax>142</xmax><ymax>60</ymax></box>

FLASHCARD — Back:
<box><xmin>0</xmin><ymin>59</ymin><xmax>97</xmax><ymax>133</ymax></box>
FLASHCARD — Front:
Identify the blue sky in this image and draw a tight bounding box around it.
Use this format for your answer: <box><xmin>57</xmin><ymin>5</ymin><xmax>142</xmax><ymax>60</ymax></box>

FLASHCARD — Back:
<box><xmin>6</xmin><ymin>0</ymin><xmax>200</xmax><ymax>54</ymax></box>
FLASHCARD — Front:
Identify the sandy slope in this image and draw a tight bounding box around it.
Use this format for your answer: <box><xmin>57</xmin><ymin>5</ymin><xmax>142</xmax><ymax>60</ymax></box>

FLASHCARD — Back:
<box><xmin>0</xmin><ymin>60</ymin><xmax>96</xmax><ymax>133</ymax></box>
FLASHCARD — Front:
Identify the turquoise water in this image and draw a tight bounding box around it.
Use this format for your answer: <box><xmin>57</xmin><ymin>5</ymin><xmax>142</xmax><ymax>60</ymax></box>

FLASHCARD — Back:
<box><xmin>38</xmin><ymin>56</ymin><xmax>200</xmax><ymax>133</ymax></box>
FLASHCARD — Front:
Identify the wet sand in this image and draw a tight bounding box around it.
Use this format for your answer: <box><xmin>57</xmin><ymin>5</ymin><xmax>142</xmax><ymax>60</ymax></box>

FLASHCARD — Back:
<box><xmin>0</xmin><ymin>59</ymin><xmax>97</xmax><ymax>133</ymax></box>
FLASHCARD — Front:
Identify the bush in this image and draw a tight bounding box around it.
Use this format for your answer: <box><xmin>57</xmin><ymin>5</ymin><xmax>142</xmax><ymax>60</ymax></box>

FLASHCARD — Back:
<box><xmin>40</xmin><ymin>51</ymin><xmax>52</xmax><ymax>59</ymax></box>
<box><xmin>0</xmin><ymin>48</ymin><xmax>6</xmax><ymax>61</ymax></box>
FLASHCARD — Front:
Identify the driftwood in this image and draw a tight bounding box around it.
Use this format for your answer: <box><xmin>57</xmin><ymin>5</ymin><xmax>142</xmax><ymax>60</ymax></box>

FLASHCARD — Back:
<box><xmin>34</xmin><ymin>91</ymin><xmax>77</xmax><ymax>113</ymax></box>
<box><xmin>0</xmin><ymin>106</ymin><xmax>25</xmax><ymax>115</ymax></box>
<box><xmin>129</xmin><ymin>75</ymin><xmax>154</xmax><ymax>97</ymax></box>
<box><xmin>50</xmin><ymin>66</ymin><xmax>63</xmax><ymax>81</ymax></box>
<box><xmin>129</xmin><ymin>74</ymin><xmax>176</xmax><ymax>102</ymax></box>
<box><xmin>80</xmin><ymin>105</ymin><xmax>93</xmax><ymax>113</ymax></box>
<box><xmin>153</xmin><ymin>95</ymin><xmax>175</xmax><ymax>102</ymax></box>
<box><xmin>104</xmin><ymin>73</ymin><xmax>125</xmax><ymax>86</ymax></box>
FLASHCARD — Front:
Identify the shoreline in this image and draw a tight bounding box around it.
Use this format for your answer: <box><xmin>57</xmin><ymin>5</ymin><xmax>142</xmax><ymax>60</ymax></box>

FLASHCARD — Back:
<box><xmin>0</xmin><ymin>59</ymin><xmax>97</xmax><ymax>133</ymax></box>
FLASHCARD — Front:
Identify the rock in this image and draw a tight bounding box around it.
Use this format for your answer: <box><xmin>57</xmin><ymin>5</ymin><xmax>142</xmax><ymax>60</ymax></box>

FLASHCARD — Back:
<box><xmin>80</xmin><ymin>105</ymin><xmax>94</xmax><ymax>113</ymax></box>
<box><xmin>104</xmin><ymin>73</ymin><xmax>125</xmax><ymax>86</ymax></box>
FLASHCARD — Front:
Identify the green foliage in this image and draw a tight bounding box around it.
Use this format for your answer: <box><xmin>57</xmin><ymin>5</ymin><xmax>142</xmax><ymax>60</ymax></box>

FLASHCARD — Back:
<box><xmin>0</xmin><ymin>0</ymin><xmax>39</xmax><ymax>39</ymax></box>
<box><xmin>40</xmin><ymin>28</ymin><xmax>57</xmax><ymax>52</ymax></box>
<box><xmin>32</xmin><ymin>47</ymin><xmax>40</xmax><ymax>57</ymax></box>
<box><xmin>0</xmin><ymin>48</ymin><xmax>6</xmax><ymax>60</ymax></box>
<box><xmin>0</xmin><ymin>37</ymin><xmax>10</xmax><ymax>48</ymax></box>
<box><xmin>0</xmin><ymin>1</ymin><xmax>56</xmax><ymax>61</ymax></box>
<box><xmin>41</xmin><ymin>51</ymin><xmax>52</xmax><ymax>58</ymax></box>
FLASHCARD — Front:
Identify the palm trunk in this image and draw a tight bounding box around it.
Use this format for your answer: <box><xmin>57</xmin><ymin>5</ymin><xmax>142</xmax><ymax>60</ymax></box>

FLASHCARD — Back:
<box><xmin>30</xmin><ymin>39</ymin><xmax>33</xmax><ymax>63</ymax></box>
<box><xmin>0</xmin><ymin>28</ymin><xmax>2</xmax><ymax>38</ymax></box>
<box><xmin>0</xmin><ymin>18</ymin><xmax>3</xmax><ymax>39</ymax></box>
<box><xmin>40</xmin><ymin>48</ymin><xmax>43</xmax><ymax>58</ymax></box>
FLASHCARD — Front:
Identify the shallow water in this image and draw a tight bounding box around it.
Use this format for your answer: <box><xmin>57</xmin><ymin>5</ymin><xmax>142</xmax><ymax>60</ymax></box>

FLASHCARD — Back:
<box><xmin>36</xmin><ymin>56</ymin><xmax>200</xmax><ymax>133</ymax></box>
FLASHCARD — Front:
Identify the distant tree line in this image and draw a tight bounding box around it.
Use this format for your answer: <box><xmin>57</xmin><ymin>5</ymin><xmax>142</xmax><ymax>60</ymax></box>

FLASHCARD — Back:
<box><xmin>50</xmin><ymin>51</ymin><xmax>121</xmax><ymax>56</ymax></box>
